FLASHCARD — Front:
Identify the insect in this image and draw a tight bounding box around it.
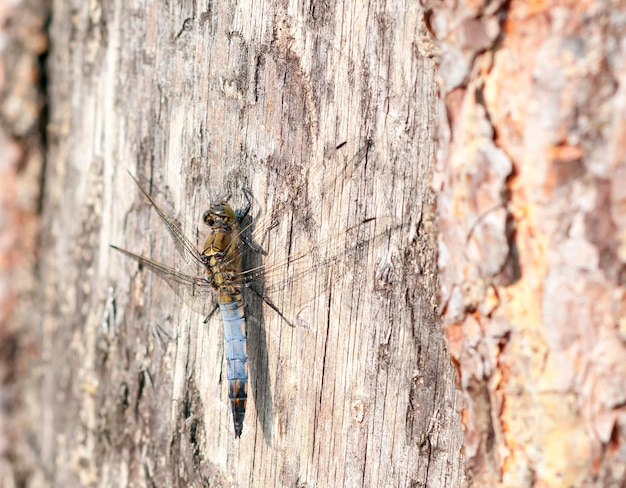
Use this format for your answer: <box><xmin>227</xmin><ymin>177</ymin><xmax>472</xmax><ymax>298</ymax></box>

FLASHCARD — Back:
<box><xmin>111</xmin><ymin>141</ymin><xmax>393</xmax><ymax>438</ymax></box>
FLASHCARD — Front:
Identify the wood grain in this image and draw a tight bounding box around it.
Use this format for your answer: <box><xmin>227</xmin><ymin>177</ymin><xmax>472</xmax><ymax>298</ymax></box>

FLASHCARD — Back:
<box><xmin>41</xmin><ymin>1</ymin><xmax>464</xmax><ymax>486</ymax></box>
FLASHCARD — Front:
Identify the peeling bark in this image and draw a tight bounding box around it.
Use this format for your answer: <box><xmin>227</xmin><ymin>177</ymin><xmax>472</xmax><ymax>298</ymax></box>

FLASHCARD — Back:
<box><xmin>429</xmin><ymin>0</ymin><xmax>626</xmax><ymax>485</ymax></box>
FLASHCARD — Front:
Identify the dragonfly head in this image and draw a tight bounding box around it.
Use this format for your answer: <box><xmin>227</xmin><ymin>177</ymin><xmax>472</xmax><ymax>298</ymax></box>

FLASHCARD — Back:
<box><xmin>203</xmin><ymin>201</ymin><xmax>236</xmax><ymax>228</ymax></box>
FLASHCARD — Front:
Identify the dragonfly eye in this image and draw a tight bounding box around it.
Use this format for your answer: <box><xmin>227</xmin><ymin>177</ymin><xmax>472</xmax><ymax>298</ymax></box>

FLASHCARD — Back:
<box><xmin>202</xmin><ymin>209</ymin><xmax>214</xmax><ymax>226</ymax></box>
<box><xmin>204</xmin><ymin>202</ymin><xmax>236</xmax><ymax>227</ymax></box>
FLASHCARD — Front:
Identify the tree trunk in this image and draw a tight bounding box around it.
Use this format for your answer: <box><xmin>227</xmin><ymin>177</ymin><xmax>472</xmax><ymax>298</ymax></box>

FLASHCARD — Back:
<box><xmin>0</xmin><ymin>0</ymin><xmax>48</xmax><ymax>486</ymax></box>
<box><xmin>429</xmin><ymin>0</ymin><xmax>626</xmax><ymax>486</ymax></box>
<box><xmin>38</xmin><ymin>1</ymin><xmax>464</xmax><ymax>487</ymax></box>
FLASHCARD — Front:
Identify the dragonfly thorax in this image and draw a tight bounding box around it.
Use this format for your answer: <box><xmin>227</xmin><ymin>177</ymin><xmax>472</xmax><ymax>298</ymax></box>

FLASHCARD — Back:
<box><xmin>202</xmin><ymin>225</ymin><xmax>243</xmax><ymax>290</ymax></box>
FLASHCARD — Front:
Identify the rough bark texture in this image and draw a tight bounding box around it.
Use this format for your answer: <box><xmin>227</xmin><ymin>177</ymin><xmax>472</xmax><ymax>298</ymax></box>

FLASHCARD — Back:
<box><xmin>429</xmin><ymin>0</ymin><xmax>626</xmax><ymax>486</ymax></box>
<box><xmin>37</xmin><ymin>1</ymin><xmax>464</xmax><ymax>487</ymax></box>
<box><xmin>0</xmin><ymin>0</ymin><xmax>48</xmax><ymax>486</ymax></box>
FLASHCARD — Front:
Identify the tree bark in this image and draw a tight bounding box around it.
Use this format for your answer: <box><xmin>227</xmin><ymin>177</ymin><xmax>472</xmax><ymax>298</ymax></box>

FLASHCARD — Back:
<box><xmin>39</xmin><ymin>1</ymin><xmax>464</xmax><ymax>487</ymax></box>
<box><xmin>0</xmin><ymin>0</ymin><xmax>48</xmax><ymax>486</ymax></box>
<box><xmin>429</xmin><ymin>0</ymin><xmax>626</xmax><ymax>486</ymax></box>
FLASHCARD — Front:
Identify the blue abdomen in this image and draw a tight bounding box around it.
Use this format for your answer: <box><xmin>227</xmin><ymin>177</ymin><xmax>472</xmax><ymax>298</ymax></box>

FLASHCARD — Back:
<box><xmin>219</xmin><ymin>293</ymin><xmax>248</xmax><ymax>438</ymax></box>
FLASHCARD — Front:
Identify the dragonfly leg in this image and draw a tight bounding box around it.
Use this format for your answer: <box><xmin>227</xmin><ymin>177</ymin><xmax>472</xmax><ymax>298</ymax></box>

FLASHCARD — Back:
<box><xmin>214</xmin><ymin>190</ymin><xmax>232</xmax><ymax>203</ymax></box>
<box><xmin>241</xmin><ymin>235</ymin><xmax>267</xmax><ymax>255</ymax></box>
<box><xmin>236</xmin><ymin>188</ymin><xmax>253</xmax><ymax>224</ymax></box>
<box><xmin>238</xmin><ymin>188</ymin><xmax>268</xmax><ymax>255</ymax></box>
<box><xmin>204</xmin><ymin>302</ymin><xmax>220</xmax><ymax>324</ymax></box>
<box><xmin>249</xmin><ymin>285</ymin><xmax>295</xmax><ymax>328</ymax></box>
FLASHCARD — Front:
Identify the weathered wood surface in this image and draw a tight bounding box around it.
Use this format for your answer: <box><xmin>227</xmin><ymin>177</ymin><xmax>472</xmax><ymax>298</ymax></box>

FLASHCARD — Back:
<box><xmin>40</xmin><ymin>1</ymin><xmax>464</xmax><ymax>487</ymax></box>
<box><xmin>429</xmin><ymin>0</ymin><xmax>626</xmax><ymax>485</ymax></box>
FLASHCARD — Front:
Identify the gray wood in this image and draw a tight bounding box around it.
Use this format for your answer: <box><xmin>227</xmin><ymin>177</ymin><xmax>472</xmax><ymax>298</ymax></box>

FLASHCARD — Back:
<box><xmin>41</xmin><ymin>1</ymin><xmax>464</xmax><ymax>486</ymax></box>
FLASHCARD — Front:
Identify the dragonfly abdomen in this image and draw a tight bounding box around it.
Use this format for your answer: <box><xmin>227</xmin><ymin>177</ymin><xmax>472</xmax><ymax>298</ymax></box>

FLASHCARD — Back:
<box><xmin>219</xmin><ymin>290</ymin><xmax>248</xmax><ymax>438</ymax></box>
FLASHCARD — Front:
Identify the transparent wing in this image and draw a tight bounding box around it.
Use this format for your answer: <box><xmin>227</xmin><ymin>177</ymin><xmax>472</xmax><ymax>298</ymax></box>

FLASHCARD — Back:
<box><xmin>232</xmin><ymin>139</ymin><xmax>375</xmax><ymax>253</ymax></box>
<box><xmin>126</xmin><ymin>171</ymin><xmax>208</xmax><ymax>270</ymax></box>
<box><xmin>235</xmin><ymin>217</ymin><xmax>391</xmax><ymax>286</ymax></box>
<box><xmin>229</xmin><ymin>140</ymin><xmax>397</xmax><ymax>327</ymax></box>
<box><xmin>113</xmin><ymin>139</ymin><xmax>399</xmax><ymax>325</ymax></box>
<box><xmin>235</xmin><ymin>215</ymin><xmax>399</xmax><ymax>328</ymax></box>
<box><xmin>110</xmin><ymin>245</ymin><xmax>217</xmax><ymax>317</ymax></box>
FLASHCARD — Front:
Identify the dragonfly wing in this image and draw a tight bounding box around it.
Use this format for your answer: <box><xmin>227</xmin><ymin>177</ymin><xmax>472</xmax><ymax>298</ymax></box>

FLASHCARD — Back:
<box><xmin>231</xmin><ymin>140</ymin><xmax>375</xmax><ymax>254</ymax></box>
<box><xmin>110</xmin><ymin>245</ymin><xmax>217</xmax><ymax>318</ymax></box>
<box><xmin>236</xmin><ymin>215</ymin><xmax>401</xmax><ymax>328</ymax></box>
<box><xmin>128</xmin><ymin>172</ymin><xmax>207</xmax><ymax>270</ymax></box>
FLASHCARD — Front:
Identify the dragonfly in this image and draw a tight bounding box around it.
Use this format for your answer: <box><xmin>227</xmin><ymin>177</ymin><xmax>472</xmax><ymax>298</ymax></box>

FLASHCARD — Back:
<box><xmin>111</xmin><ymin>140</ymin><xmax>392</xmax><ymax>438</ymax></box>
